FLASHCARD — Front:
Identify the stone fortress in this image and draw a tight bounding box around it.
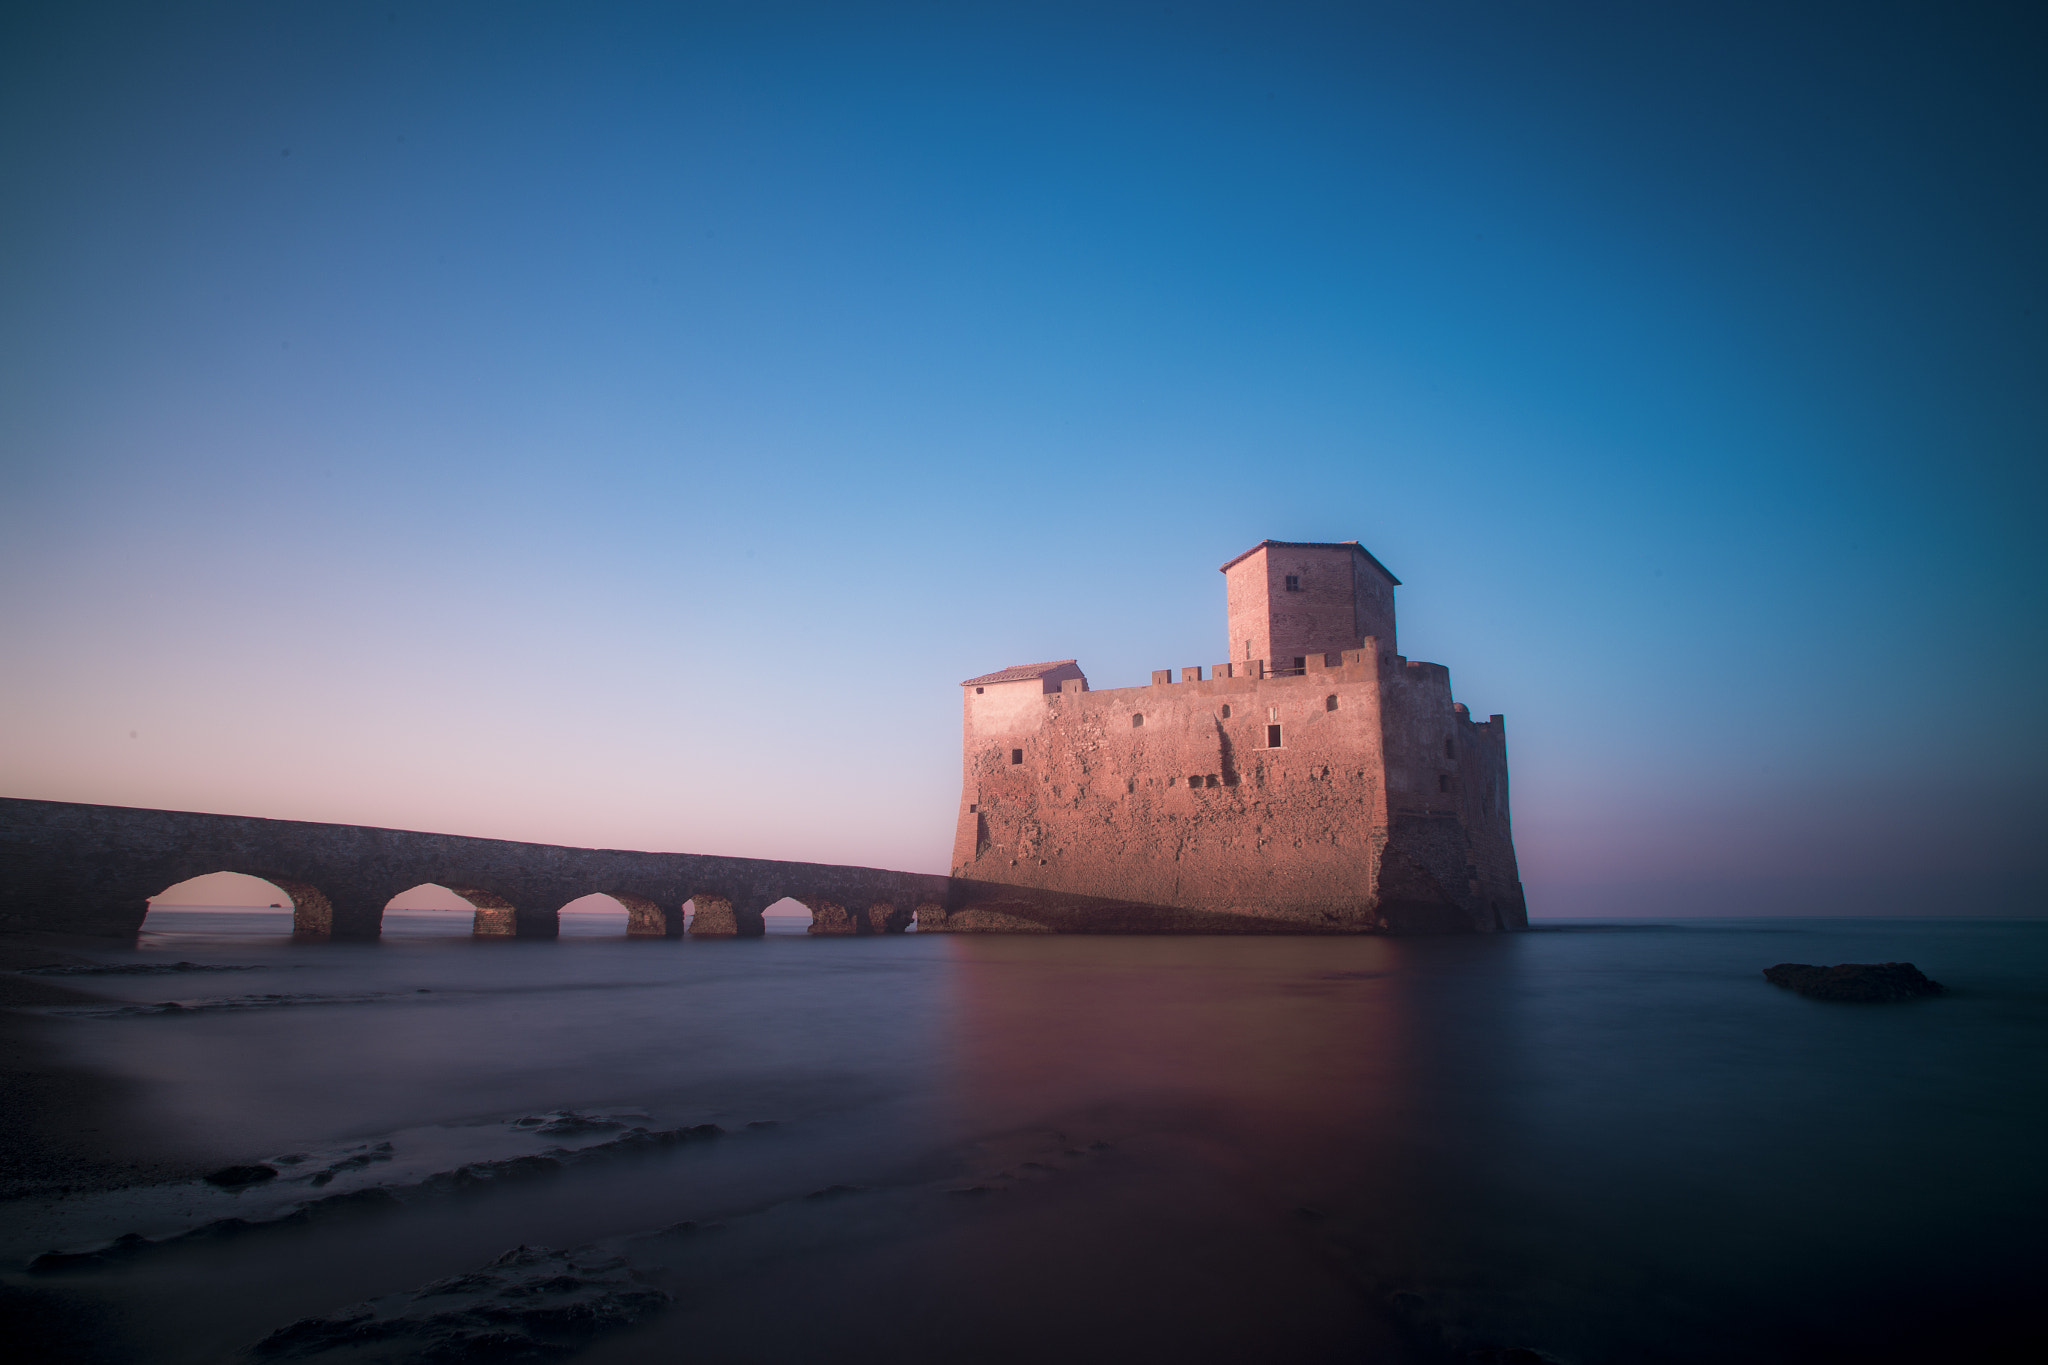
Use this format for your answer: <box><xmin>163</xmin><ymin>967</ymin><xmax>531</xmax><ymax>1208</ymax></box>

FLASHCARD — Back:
<box><xmin>935</xmin><ymin>539</ymin><xmax>1527</xmax><ymax>934</ymax></box>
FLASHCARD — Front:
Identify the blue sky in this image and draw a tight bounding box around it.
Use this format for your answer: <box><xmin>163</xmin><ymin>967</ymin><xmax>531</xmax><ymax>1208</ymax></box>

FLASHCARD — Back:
<box><xmin>4</xmin><ymin>1</ymin><xmax>2043</xmax><ymax>914</ymax></box>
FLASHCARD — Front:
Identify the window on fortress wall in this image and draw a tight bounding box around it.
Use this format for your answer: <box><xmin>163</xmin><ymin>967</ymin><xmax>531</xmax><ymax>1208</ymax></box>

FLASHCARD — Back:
<box><xmin>1445</xmin><ymin>738</ymin><xmax>1455</xmax><ymax>758</ymax></box>
<box><xmin>1325</xmin><ymin>695</ymin><xmax>1337</xmax><ymax>712</ymax></box>
<box><xmin>1132</xmin><ymin>713</ymin><xmax>1144</xmax><ymax>727</ymax></box>
<box><xmin>1010</xmin><ymin>749</ymin><xmax>1023</xmax><ymax>764</ymax></box>
<box><xmin>1267</xmin><ymin>724</ymin><xmax>1282</xmax><ymax>748</ymax></box>
<box><xmin>1220</xmin><ymin>705</ymin><xmax>1231</xmax><ymax>719</ymax></box>
<box><xmin>1293</xmin><ymin>657</ymin><xmax>1306</xmax><ymax>671</ymax></box>
<box><xmin>1439</xmin><ymin>774</ymin><xmax>1451</xmax><ymax>793</ymax></box>
<box><xmin>1284</xmin><ymin>575</ymin><xmax>1300</xmax><ymax>592</ymax></box>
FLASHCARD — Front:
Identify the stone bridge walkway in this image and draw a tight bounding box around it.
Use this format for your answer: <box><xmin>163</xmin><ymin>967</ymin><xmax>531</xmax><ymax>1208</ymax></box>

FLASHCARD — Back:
<box><xmin>0</xmin><ymin>799</ymin><xmax>954</xmax><ymax>939</ymax></box>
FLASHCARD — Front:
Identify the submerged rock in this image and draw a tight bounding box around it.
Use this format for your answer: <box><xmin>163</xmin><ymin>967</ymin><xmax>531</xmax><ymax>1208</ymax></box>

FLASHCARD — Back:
<box><xmin>1763</xmin><ymin>962</ymin><xmax>1944</xmax><ymax>1003</ymax></box>
<box><xmin>27</xmin><ymin>1188</ymin><xmax>403</xmax><ymax>1274</ymax></box>
<box><xmin>205</xmin><ymin>1164</ymin><xmax>278</xmax><ymax>1188</ymax></box>
<box><xmin>23</xmin><ymin>961</ymin><xmax>255</xmax><ymax>976</ymax></box>
<box><xmin>250</xmin><ymin>1244</ymin><xmax>669</xmax><ymax>1361</ymax></box>
<box><xmin>417</xmin><ymin>1154</ymin><xmax>565</xmax><ymax>1193</ymax></box>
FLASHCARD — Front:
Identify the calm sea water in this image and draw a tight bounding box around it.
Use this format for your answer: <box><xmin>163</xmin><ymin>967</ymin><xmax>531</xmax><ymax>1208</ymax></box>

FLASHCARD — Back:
<box><xmin>6</xmin><ymin>911</ymin><xmax>2043</xmax><ymax>1364</ymax></box>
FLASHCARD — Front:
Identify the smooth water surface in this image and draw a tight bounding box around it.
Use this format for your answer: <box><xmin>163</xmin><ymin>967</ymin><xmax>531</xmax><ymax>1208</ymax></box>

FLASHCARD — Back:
<box><xmin>5</xmin><ymin>914</ymin><xmax>2043</xmax><ymax>1364</ymax></box>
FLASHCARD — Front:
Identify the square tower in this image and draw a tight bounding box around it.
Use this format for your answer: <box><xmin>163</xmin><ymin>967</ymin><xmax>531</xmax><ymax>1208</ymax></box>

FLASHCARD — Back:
<box><xmin>1220</xmin><ymin>539</ymin><xmax>1400</xmax><ymax>670</ymax></box>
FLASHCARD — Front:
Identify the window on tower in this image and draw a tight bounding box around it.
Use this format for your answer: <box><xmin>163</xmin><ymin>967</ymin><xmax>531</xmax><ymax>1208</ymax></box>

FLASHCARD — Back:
<box><xmin>1284</xmin><ymin>575</ymin><xmax>1301</xmax><ymax>592</ymax></box>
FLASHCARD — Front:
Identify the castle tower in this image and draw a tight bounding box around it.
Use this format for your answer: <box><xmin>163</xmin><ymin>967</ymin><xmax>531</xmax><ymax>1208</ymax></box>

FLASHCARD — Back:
<box><xmin>1220</xmin><ymin>539</ymin><xmax>1400</xmax><ymax>672</ymax></box>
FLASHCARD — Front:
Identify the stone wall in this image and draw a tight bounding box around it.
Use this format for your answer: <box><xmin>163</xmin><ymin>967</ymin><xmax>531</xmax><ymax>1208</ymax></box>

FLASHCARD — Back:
<box><xmin>1371</xmin><ymin>655</ymin><xmax>1526</xmax><ymax>931</ymax></box>
<box><xmin>946</xmin><ymin>642</ymin><xmax>1526</xmax><ymax>934</ymax></box>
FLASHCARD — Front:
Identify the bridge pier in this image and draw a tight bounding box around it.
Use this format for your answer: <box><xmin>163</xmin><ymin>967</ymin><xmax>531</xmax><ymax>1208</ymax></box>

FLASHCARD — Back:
<box><xmin>443</xmin><ymin>887</ymin><xmax>519</xmax><ymax>937</ymax></box>
<box><xmin>288</xmin><ymin>881</ymin><xmax>386</xmax><ymax>939</ymax></box>
<box><xmin>686</xmin><ymin>892</ymin><xmax>768</xmax><ymax>938</ymax></box>
<box><xmin>801</xmin><ymin>897</ymin><xmax>858</xmax><ymax>935</ymax></box>
<box><xmin>866</xmin><ymin>901</ymin><xmax>913</xmax><ymax>934</ymax></box>
<box><xmin>619</xmin><ymin>893</ymin><xmax>682</xmax><ymax>938</ymax></box>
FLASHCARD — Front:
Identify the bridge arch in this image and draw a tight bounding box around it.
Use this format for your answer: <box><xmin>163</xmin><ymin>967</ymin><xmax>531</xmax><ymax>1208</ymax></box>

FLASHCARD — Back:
<box><xmin>144</xmin><ymin>871</ymin><xmax>308</xmax><ymax>934</ymax></box>
<box><xmin>381</xmin><ymin>882</ymin><xmax>588</xmax><ymax>939</ymax></box>
<box><xmin>555</xmin><ymin>892</ymin><xmax>680</xmax><ymax>937</ymax></box>
<box><xmin>382</xmin><ymin>883</ymin><xmax>495</xmax><ymax>937</ymax></box>
<box><xmin>142</xmin><ymin>869</ymin><xmax>336</xmax><ymax>936</ymax></box>
<box><xmin>378</xmin><ymin>881</ymin><xmax>530</xmax><ymax>937</ymax></box>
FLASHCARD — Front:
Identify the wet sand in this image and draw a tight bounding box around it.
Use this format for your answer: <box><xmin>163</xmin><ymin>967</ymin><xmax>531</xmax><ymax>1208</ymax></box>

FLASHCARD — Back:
<box><xmin>0</xmin><ymin>939</ymin><xmax>224</xmax><ymax>1202</ymax></box>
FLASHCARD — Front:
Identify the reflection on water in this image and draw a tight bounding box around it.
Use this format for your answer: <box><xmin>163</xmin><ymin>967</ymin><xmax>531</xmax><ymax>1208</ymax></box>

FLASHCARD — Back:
<box><xmin>4</xmin><ymin>914</ymin><xmax>2043</xmax><ymax>1363</ymax></box>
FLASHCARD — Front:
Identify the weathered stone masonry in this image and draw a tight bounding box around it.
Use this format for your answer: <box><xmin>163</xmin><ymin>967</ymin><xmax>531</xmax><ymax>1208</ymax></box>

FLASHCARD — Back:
<box><xmin>926</xmin><ymin>539</ymin><xmax>1527</xmax><ymax>934</ymax></box>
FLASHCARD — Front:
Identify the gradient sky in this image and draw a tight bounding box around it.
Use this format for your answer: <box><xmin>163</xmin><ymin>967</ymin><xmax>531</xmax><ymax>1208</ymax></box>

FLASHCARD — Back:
<box><xmin>4</xmin><ymin>1</ymin><xmax>2044</xmax><ymax>917</ymax></box>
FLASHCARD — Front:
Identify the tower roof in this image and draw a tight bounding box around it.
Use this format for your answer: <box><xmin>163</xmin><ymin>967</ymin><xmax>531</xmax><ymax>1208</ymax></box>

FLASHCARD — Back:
<box><xmin>960</xmin><ymin>659</ymin><xmax>1081</xmax><ymax>687</ymax></box>
<box><xmin>1217</xmin><ymin>539</ymin><xmax>1400</xmax><ymax>585</ymax></box>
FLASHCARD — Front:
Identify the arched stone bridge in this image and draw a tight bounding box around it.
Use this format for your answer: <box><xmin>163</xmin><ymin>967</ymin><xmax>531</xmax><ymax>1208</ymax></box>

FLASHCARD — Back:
<box><xmin>0</xmin><ymin>799</ymin><xmax>954</xmax><ymax>940</ymax></box>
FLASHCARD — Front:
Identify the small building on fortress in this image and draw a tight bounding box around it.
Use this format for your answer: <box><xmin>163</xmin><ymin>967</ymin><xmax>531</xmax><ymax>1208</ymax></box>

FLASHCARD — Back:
<box><xmin>934</xmin><ymin>539</ymin><xmax>1527</xmax><ymax>935</ymax></box>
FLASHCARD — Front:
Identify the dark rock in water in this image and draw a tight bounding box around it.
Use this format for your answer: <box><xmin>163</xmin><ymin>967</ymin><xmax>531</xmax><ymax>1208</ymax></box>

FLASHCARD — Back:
<box><xmin>1382</xmin><ymin>1289</ymin><xmax>1565</xmax><ymax>1364</ymax></box>
<box><xmin>306</xmin><ymin>1142</ymin><xmax>395</xmax><ymax>1186</ymax></box>
<box><xmin>250</xmin><ymin>1244</ymin><xmax>669</xmax><ymax>1361</ymax></box>
<box><xmin>511</xmin><ymin>1110</ymin><xmax>627</xmax><ymax>1137</ymax></box>
<box><xmin>1764</xmin><ymin>962</ymin><xmax>1944</xmax><ymax>1003</ymax></box>
<box><xmin>23</xmin><ymin>960</ymin><xmax>255</xmax><ymax>976</ymax></box>
<box><xmin>594</xmin><ymin>1122</ymin><xmax>723</xmax><ymax>1153</ymax></box>
<box><xmin>418</xmin><ymin>1153</ymin><xmax>565</xmax><ymax>1193</ymax></box>
<box><xmin>204</xmin><ymin>1164</ymin><xmax>278</xmax><ymax>1188</ymax></box>
<box><xmin>27</xmin><ymin>1232</ymin><xmax>153</xmax><ymax>1274</ymax></box>
<box><xmin>801</xmin><ymin>1184</ymin><xmax>864</xmax><ymax>1201</ymax></box>
<box><xmin>27</xmin><ymin>1187</ymin><xmax>404</xmax><ymax>1273</ymax></box>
